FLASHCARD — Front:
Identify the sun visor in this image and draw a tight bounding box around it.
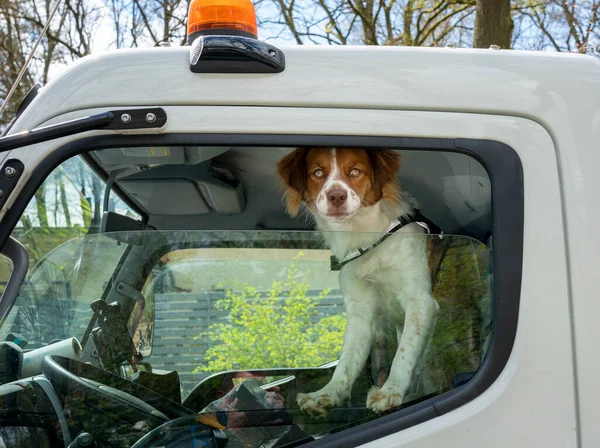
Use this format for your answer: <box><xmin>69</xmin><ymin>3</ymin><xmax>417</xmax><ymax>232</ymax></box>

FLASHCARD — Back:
<box><xmin>94</xmin><ymin>146</ymin><xmax>230</xmax><ymax>170</ymax></box>
<box><xmin>115</xmin><ymin>158</ymin><xmax>245</xmax><ymax>215</ymax></box>
<box><xmin>119</xmin><ymin>179</ymin><xmax>212</xmax><ymax>215</ymax></box>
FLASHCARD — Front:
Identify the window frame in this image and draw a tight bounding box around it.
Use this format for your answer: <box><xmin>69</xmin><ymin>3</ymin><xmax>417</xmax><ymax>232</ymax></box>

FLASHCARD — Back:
<box><xmin>0</xmin><ymin>134</ymin><xmax>523</xmax><ymax>448</ymax></box>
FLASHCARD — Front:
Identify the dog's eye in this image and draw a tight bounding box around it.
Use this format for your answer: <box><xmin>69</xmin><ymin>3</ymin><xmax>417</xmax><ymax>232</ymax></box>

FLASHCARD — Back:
<box><xmin>350</xmin><ymin>168</ymin><xmax>362</xmax><ymax>177</ymax></box>
<box><xmin>313</xmin><ymin>169</ymin><xmax>325</xmax><ymax>179</ymax></box>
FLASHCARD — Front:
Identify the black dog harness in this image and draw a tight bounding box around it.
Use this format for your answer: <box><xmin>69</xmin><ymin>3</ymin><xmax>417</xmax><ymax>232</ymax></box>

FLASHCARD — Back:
<box><xmin>330</xmin><ymin>210</ymin><xmax>442</xmax><ymax>271</ymax></box>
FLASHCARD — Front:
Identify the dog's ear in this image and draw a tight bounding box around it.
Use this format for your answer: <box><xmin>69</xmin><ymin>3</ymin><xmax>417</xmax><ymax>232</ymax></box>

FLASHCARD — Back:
<box><xmin>277</xmin><ymin>148</ymin><xmax>308</xmax><ymax>217</ymax></box>
<box><xmin>368</xmin><ymin>149</ymin><xmax>402</xmax><ymax>204</ymax></box>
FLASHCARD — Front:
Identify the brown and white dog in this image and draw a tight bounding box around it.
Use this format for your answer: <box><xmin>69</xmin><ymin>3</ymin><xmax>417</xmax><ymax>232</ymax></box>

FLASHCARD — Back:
<box><xmin>277</xmin><ymin>147</ymin><xmax>439</xmax><ymax>416</ymax></box>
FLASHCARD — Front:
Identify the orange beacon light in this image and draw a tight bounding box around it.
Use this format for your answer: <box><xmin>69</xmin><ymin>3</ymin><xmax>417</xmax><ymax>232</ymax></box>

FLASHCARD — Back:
<box><xmin>187</xmin><ymin>0</ymin><xmax>258</xmax><ymax>44</ymax></box>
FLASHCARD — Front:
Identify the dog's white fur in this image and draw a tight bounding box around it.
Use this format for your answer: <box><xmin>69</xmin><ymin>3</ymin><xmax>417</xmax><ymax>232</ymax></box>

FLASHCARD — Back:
<box><xmin>280</xmin><ymin>148</ymin><xmax>439</xmax><ymax>416</ymax></box>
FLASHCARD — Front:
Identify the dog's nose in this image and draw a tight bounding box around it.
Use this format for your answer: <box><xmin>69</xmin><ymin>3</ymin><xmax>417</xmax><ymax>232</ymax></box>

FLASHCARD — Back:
<box><xmin>328</xmin><ymin>189</ymin><xmax>347</xmax><ymax>207</ymax></box>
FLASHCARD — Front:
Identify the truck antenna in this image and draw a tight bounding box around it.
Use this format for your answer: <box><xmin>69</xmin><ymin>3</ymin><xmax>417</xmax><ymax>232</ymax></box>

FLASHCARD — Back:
<box><xmin>0</xmin><ymin>0</ymin><xmax>63</xmax><ymax>119</ymax></box>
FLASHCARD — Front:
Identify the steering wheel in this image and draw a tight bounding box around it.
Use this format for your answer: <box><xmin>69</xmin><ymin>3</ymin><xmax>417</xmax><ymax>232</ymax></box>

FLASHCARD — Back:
<box><xmin>41</xmin><ymin>355</ymin><xmax>192</xmax><ymax>420</ymax></box>
<box><xmin>131</xmin><ymin>414</ymin><xmax>228</xmax><ymax>448</ymax></box>
<box><xmin>131</xmin><ymin>413</ymin><xmax>315</xmax><ymax>448</ymax></box>
<box><xmin>131</xmin><ymin>380</ymin><xmax>306</xmax><ymax>448</ymax></box>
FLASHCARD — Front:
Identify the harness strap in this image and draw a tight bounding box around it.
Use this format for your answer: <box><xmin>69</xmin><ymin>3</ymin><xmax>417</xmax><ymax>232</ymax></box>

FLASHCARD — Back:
<box><xmin>330</xmin><ymin>210</ymin><xmax>442</xmax><ymax>271</ymax></box>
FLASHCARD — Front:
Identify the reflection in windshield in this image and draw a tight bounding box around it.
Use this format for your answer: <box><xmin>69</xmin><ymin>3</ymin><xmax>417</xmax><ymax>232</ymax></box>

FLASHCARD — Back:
<box><xmin>0</xmin><ymin>230</ymin><xmax>491</xmax><ymax>444</ymax></box>
<box><xmin>0</xmin><ymin>231</ymin><xmax>491</xmax><ymax>394</ymax></box>
<box><xmin>0</xmin><ymin>234</ymin><xmax>127</xmax><ymax>348</ymax></box>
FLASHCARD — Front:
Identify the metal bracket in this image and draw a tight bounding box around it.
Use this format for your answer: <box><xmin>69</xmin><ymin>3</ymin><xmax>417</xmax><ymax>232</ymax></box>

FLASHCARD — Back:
<box><xmin>0</xmin><ymin>159</ymin><xmax>24</xmax><ymax>209</ymax></box>
<box><xmin>106</xmin><ymin>108</ymin><xmax>167</xmax><ymax>130</ymax></box>
<box><xmin>0</xmin><ymin>107</ymin><xmax>167</xmax><ymax>153</ymax></box>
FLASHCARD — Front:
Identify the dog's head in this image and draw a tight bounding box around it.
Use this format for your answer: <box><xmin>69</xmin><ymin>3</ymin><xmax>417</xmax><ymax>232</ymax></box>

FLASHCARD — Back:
<box><xmin>276</xmin><ymin>148</ymin><xmax>401</xmax><ymax>221</ymax></box>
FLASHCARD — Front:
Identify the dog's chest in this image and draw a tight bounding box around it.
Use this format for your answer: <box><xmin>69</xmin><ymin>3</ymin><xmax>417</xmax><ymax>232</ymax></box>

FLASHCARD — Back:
<box><xmin>341</xmin><ymin>264</ymin><xmax>408</xmax><ymax>316</ymax></box>
<box><xmin>338</xmin><ymin>235</ymin><xmax>429</xmax><ymax>317</ymax></box>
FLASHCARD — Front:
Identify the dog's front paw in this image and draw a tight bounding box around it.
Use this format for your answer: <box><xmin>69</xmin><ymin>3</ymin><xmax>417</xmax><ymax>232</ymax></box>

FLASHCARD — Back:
<box><xmin>366</xmin><ymin>386</ymin><xmax>404</xmax><ymax>413</ymax></box>
<box><xmin>297</xmin><ymin>390</ymin><xmax>340</xmax><ymax>418</ymax></box>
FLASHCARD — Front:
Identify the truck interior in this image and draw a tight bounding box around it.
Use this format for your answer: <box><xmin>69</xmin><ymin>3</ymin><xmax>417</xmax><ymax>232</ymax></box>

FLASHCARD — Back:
<box><xmin>0</xmin><ymin>144</ymin><xmax>493</xmax><ymax>447</ymax></box>
<box><xmin>89</xmin><ymin>146</ymin><xmax>492</xmax><ymax>240</ymax></box>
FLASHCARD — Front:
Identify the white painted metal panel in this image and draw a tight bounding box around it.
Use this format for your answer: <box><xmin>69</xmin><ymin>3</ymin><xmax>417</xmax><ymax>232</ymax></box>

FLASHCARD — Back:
<box><xmin>0</xmin><ymin>107</ymin><xmax>573</xmax><ymax>447</ymax></box>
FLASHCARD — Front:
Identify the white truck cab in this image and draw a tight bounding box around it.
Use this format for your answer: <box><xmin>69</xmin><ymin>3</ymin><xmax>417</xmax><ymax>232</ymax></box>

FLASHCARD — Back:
<box><xmin>0</xmin><ymin>1</ymin><xmax>599</xmax><ymax>447</ymax></box>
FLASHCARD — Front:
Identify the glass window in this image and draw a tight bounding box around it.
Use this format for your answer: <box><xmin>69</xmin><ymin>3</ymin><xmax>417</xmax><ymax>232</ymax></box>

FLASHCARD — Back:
<box><xmin>0</xmin><ymin>235</ymin><xmax>128</xmax><ymax>348</ymax></box>
<box><xmin>1</xmin><ymin>155</ymin><xmax>137</xmax><ymax>348</ymax></box>
<box><xmin>139</xmin><ymin>233</ymin><xmax>491</xmax><ymax>402</ymax></box>
<box><xmin>142</xmin><ymin>246</ymin><xmax>344</xmax><ymax>389</ymax></box>
<box><xmin>1</xmin><ymin>145</ymin><xmax>497</xmax><ymax>448</ymax></box>
<box><xmin>13</xmin><ymin>155</ymin><xmax>138</xmax><ymax>267</ymax></box>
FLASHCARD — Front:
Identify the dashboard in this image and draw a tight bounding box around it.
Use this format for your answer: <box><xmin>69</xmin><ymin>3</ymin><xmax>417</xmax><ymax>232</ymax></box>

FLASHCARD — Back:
<box><xmin>0</xmin><ymin>353</ymin><xmax>377</xmax><ymax>448</ymax></box>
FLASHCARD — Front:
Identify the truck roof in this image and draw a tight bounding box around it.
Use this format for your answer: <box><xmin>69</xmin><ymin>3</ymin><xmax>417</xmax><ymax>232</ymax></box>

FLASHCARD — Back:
<box><xmin>9</xmin><ymin>45</ymin><xmax>600</xmax><ymax>134</ymax></box>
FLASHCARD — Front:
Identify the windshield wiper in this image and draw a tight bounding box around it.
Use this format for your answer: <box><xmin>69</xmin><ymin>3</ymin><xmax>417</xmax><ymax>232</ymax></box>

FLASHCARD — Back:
<box><xmin>0</xmin><ymin>107</ymin><xmax>167</xmax><ymax>153</ymax></box>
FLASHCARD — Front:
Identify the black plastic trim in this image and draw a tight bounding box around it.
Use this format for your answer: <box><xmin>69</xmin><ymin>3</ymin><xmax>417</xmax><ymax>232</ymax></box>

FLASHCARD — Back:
<box><xmin>0</xmin><ymin>133</ymin><xmax>523</xmax><ymax>448</ymax></box>
<box><xmin>15</xmin><ymin>84</ymin><xmax>42</xmax><ymax>116</ymax></box>
<box><xmin>434</xmin><ymin>138</ymin><xmax>523</xmax><ymax>416</ymax></box>
<box><xmin>1</xmin><ymin>83</ymin><xmax>42</xmax><ymax>137</ymax></box>
<box><xmin>189</xmin><ymin>35</ymin><xmax>285</xmax><ymax>74</ymax></box>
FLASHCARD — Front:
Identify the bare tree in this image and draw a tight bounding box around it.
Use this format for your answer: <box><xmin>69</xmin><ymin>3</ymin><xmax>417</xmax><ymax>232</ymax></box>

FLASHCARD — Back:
<box><xmin>0</xmin><ymin>0</ymin><xmax>73</xmax><ymax>225</ymax></box>
<box><xmin>259</xmin><ymin>0</ymin><xmax>599</xmax><ymax>51</ymax></box>
<box><xmin>34</xmin><ymin>187</ymin><xmax>49</xmax><ymax>227</ymax></box>
<box><xmin>519</xmin><ymin>0</ymin><xmax>599</xmax><ymax>51</ymax></box>
<box><xmin>0</xmin><ymin>0</ymin><xmax>103</xmax><ymax>128</ymax></box>
<box><xmin>58</xmin><ymin>176</ymin><xmax>72</xmax><ymax>227</ymax></box>
<box><xmin>107</xmin><ymin>0</ymin><xmax>190</xmax><ymax>47</ymax></box>
<box><xmin>0</xmin><ymin>0</ymin><xmax>36</xmax><ymax>127</ymax></box>
<box><xmin>63</xmin><ymin>0</ymin><xmax>99</xmax><ymax>56</ymax></box>
<box><xmin>473</xmin><ymin>0</ymin><xmax>513</xmax><ymax>47</ymax></box>
<box><xmin>18</xmin><ymin>1</ymin><xmax>67</xmax><ymax>83</ymax></box>
<box><xmin>2</xmin><ymin>0</ymin><xmax>599</xmax><ymax>132</ymax></box>
<box><xmin>258</xmin><ymin>0</ymin><xmax>477</xmax><ymax>46</ymax></box>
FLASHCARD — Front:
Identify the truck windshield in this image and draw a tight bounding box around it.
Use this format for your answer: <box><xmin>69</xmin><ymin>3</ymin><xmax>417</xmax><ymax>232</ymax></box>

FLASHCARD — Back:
<box><xmin>0</xmin><ymin>233</ymin><xmax>128</xmax><ymax>348</ymax></box>
<box><xmin>0</xmin><ymin>145</ymin><xmax>495</xmax><ymax>447</ymax></box>
<box><xmin>0</xmin><ymin>229</ymin><xmax>491</xmax><ymax>395</ymax></box>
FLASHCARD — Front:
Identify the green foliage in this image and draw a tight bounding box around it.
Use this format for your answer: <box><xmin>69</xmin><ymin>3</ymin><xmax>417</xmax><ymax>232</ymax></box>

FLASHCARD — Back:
<box><xmin>195</xmin><ymin>252</ymin><xmax>346</xmax><ymax>374</ymax></box>
<box><xmin>9</xmin><ymin>226</ymin><xmax>84</xmax><ymax>272</ymax></box>
<box><xmin>367</xmin><ymin>237</ymin><xmax>492</xmax><ymax>401</ymax></box>
<box><xmin>417</xmin><ymin>237</ymin><xmax>492</xmax><ymax>394</ymax></box>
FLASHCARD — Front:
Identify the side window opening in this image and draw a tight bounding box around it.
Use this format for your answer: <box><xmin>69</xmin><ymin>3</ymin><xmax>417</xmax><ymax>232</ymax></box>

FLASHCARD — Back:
<box><xmin>1</xmin><ymin>155</ymin><xmax>138</xmax><ymax>347</ymax></box>
<box><xmin>13</xmin><ymin>156</ymin><xmax>137</xmax><ymax>263</ymax></box>
<box><xmin>0</xmin><ymin>142</ymin><xmax>516</xmax><ymax>448</ymax></box>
